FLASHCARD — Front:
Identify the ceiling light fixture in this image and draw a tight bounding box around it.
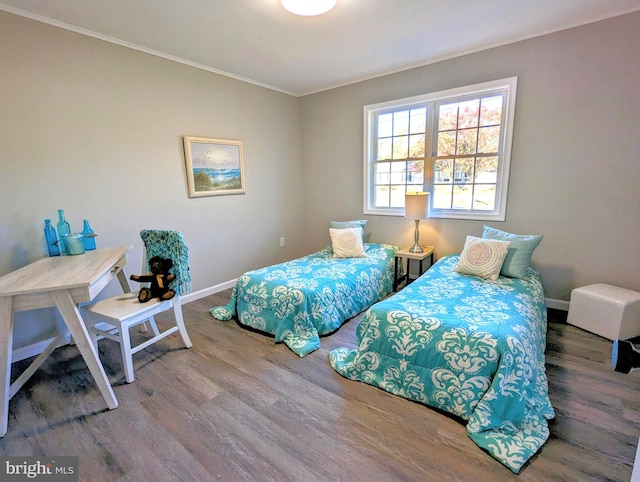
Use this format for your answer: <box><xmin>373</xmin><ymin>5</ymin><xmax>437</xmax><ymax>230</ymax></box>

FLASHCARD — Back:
<box><xmin>281</xmin><ymin>0</ymin><xmax>337</xmax><ymax>16</ymax></box>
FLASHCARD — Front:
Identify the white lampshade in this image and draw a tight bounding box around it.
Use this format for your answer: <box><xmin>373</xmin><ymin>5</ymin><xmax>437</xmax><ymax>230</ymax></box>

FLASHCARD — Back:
<box><xmin>281</xmin><ymin>0</ymin><xmax>337</xmax><ymax>16</ymax></box>
<box><xmin>405</xmin><ymin>192</ymin><xmax>430</xmax><ymax>220</ymax></box>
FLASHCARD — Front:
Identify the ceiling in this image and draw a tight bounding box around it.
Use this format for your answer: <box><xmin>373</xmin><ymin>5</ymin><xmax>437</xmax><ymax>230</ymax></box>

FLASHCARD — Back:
<box><xmin>2</xmin><ymin>0</ymin><xmax>640</xmax><ymax>96</ymax></box>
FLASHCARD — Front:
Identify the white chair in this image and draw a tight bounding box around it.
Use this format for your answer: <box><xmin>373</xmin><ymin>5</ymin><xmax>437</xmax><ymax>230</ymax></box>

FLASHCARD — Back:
<box><xmin>84</xmin><ymin>230</ymin><xmax>193</xmax><ymax>383</ymax></box>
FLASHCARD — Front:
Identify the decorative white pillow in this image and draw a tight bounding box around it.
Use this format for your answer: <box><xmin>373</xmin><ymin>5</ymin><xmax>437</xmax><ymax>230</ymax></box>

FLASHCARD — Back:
<box><xmin>329</xmin><ymin>227</ymin><xmax>367</xmax><ymax>258</ymax></box>
<box><xmin>454</xmin><ymin>235</ymin><xmax>511</xmax><ymax>281</ymax></box>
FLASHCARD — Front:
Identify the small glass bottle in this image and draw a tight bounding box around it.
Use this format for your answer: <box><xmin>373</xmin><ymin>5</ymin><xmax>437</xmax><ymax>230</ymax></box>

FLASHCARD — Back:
<box><xmin>44</xmin><ymin>219</ymin><xmax>60</xmax><ymax>257</ymax></box>
<box><xmin>57</xmin><ymin>209</ymin><xmax>71</xmax><ymax>254</ymax></box>
<box><xmin>82</xmin><ymin>220</ymin><xmax>96</xmax><ymax>250</ymax></box>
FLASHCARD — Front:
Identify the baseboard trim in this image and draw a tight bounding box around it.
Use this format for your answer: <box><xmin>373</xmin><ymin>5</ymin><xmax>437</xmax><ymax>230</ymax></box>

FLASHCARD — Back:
<box><xmin>546</xmin><ymin>298</ymin><xmax>569</xmax><ymax>311</ymax></box>
<box><xmin>181</xmin><ymin>279</ymin><xmax>237</xmax><ymax>304</ymax></box>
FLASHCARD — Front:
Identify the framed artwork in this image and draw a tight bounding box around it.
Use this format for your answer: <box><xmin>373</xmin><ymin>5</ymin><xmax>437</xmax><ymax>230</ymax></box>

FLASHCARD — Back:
<box><xmin>183</xmin><ymin>136</ymin><xmax>245</xmax><ymax>197</ymax></box>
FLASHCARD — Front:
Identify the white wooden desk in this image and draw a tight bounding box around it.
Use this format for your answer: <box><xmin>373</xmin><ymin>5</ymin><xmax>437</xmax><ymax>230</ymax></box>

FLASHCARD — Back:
<box><xmin>0</xmin><ymin>246</ymin><xmax>132</xmax><ymax>437</ymax></box>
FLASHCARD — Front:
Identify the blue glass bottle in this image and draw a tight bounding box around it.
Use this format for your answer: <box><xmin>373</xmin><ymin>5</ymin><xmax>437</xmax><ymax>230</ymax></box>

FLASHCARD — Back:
<box><xmin>44</xmin><ymin>219</ymin><xmax>60</xmax><ymax>257</ymax></box>
<box><xmin>82</xmin><ymin>220</ymin><xmax>96</xmax><ymax>250</ymax></box>
<box><xmin>57</xmin><ymin>209</ymin><xmax>71</xmax><ymax>254</ymax></box>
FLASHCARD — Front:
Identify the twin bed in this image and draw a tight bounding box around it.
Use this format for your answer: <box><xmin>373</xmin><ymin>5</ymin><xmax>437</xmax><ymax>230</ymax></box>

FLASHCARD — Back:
<box><xmin>330</xmin><ymin>254</ymin><xmax>554</xmax><ymax>473</ymax></box>
<box><xmin>210</xmin><ymin>242</ymin><xmax>398</xmax><ymax>357</ymax></box>
<box><xmin>210</xmin><ymin>227</ymin><xmax>554</xmax><ymax>473</ymax></box>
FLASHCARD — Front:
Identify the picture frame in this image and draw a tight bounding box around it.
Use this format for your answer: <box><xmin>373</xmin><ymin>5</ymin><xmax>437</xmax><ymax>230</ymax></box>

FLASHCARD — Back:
<box><xmin>182</xmin><ymin>136</ymin><xmax>245</xmax><ymax>198</ymax></box>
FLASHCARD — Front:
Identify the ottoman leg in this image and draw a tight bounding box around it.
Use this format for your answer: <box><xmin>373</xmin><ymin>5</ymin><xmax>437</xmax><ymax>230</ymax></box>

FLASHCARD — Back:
<box><xmin>612</xmin><ymin>339</ymin><xmax>640</xmax><ymax>374</ymax></box>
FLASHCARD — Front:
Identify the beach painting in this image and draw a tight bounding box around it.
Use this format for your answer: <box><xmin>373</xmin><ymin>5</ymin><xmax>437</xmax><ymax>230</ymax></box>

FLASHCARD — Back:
<box><xmin>183</xmin><ymin>136</ymin><xmax>245</xmax><ymax>197</ymax></box>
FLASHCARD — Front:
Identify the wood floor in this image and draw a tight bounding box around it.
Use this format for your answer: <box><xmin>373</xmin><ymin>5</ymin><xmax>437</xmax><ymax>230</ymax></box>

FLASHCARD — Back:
<box><xmin>1</xmin><ymin>289</ymin><xmax>639</xmax><ymax>481</ymax></box>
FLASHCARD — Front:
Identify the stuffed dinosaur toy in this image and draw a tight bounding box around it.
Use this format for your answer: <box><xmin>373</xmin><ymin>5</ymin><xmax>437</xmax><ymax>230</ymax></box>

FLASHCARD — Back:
<box><xmin>130</xmin><ymin>256</ymin><xmax>176</xmax><ymax>302</ymax></box>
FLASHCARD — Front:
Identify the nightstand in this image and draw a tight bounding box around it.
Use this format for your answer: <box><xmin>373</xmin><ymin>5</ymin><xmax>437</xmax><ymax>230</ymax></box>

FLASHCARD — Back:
<box><xmin>394</xmin><ymin>246</ymin><xmax>435</xmax><ymax>291</ymax></box>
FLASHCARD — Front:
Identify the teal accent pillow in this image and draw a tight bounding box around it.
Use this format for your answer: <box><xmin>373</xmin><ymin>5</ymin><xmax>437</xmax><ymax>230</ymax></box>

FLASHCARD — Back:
<box><xmin>329</xmin><ymin>220</ymin><xmax>367</xmax><ymax>240</ymax></box>
<box><xmin>482</xmin><ymin>225</ymin><xmax>543</xmax><ymax>278</ymax></box>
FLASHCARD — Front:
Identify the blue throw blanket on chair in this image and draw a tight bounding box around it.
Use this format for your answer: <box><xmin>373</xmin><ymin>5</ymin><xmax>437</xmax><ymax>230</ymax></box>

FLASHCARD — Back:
<box><xmin>140</xmin><ymin>230</ymin><xmax>192</xmax><ymax>296</ymax></box>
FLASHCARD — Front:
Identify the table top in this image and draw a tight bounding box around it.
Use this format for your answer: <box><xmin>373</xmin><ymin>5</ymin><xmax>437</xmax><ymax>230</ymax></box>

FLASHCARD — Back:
<box><xmin>395</xmin><ymin>246</ymin><xmax>435</xmax><ymax>259</ymax></box>
<box><xmin>0</xmin><ymin>246</ymin><xmax>131</xmax><ymax>298</ymax></box>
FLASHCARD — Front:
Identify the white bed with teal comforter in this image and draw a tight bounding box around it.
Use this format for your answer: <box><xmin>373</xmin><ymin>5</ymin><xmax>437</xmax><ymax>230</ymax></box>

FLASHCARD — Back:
<box><xmin>211</xmin><ymin>243</ymin><xmax>398</xmax><ymax>357</ymax></box>
<box><xmin>329</xmin><ymin>254</ymin><xmax>555</xmax><ymax>473</ymax></box>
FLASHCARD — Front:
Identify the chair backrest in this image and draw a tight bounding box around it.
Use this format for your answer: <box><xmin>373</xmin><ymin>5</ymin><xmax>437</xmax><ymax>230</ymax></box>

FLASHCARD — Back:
<box><xmin>139</xmin><ymin>230</ymin><xmax>192</xmax><ymax>296</ymax></box>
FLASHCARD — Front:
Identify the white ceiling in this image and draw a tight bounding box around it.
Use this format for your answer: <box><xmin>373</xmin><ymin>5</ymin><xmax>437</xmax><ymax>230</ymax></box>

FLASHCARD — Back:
<box><xmin>2</xmin><ymin>0</ymin><xmax>640</xmax><ymax>96</ymax></box>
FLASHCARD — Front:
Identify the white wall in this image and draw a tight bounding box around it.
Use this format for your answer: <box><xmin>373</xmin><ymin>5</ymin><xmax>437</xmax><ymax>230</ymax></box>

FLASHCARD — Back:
<box><xmin>0</xmin><ymin>12</ymin><xmax>307</xmax><ymax>348</ymax></box>
<box><xmin>300</xmin><ymin>12</ymin><xmax>640</xmax><ymax>302</ymax></box>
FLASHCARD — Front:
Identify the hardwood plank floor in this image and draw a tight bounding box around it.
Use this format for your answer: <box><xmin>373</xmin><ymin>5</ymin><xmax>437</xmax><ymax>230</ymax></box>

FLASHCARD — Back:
<box><xmin>1</xmin><ymin>290</ymin><xmax>638</xmax><ymax>481</ymax></box>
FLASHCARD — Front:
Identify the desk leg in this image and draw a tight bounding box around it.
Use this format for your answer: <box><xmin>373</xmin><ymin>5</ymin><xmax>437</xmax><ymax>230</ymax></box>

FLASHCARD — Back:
<box><xmin>0</xmin><ymin>297</ymin><xmax>14</xmax><ymax>437</ymax></box>
<box><xmin>51</xmin><ymin>290</ymin><xmax>118</xmax><ymax>410</ymax></box>
<box><xmin>10</xmin><ymin>333</ymin><xmax>65</xmax><ymax>399</ymax></box>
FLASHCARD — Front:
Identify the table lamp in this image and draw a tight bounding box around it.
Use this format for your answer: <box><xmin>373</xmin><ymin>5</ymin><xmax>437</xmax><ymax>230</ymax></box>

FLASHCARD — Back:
<box><xmin>405</xmin><ymin>192</ymin><xmax>430</xmax><ymax>253</ymax></box>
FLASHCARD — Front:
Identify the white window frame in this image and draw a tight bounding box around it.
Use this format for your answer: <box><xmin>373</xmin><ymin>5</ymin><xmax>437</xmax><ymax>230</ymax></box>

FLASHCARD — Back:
<box><xmin>363</xmin><ymin>77</ymin><xmax>518</xmax><ymax>220</ymax></box>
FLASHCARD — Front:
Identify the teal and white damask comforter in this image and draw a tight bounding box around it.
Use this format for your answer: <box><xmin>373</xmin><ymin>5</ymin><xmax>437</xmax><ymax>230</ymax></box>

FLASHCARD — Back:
<box><xmin>210</xmin><ymin>243</ymin><xmax>398</xmax><ymax>357</ymax></box>
<box><xmin>330</xmin><ymin>255</ymin><xmax>555</xmax><ymax>473</ymax></box>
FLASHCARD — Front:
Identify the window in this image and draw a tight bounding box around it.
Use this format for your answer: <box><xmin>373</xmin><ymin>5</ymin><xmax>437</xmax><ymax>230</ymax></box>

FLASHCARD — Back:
<box><xmin>363</xmin><ymin>77</ymin><xmax>517</xmax><ymax>220</ymax></box>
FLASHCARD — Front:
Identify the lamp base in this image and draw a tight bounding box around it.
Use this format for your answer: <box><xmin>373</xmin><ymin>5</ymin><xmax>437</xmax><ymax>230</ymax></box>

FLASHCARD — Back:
<box><xmin>409</xmin><ymin>219</ymin><xmax>424</xmax><ymax>253</ymax></box>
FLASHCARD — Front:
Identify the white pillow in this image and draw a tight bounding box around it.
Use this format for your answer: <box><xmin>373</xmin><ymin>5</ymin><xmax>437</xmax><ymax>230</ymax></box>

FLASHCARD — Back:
<box><xmin>454</xmin><ymin>235</ymin><xmax>511</xmax><ymax>281</ymax></box>
<box><xmin>329</xmin><ymin>227</ymin><xmax>367</xmax><ymax>258</ymax></box>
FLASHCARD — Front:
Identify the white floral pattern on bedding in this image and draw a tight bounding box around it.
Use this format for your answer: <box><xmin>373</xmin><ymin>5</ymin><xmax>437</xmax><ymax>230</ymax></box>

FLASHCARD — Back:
<box><xmin>330</xmin><ymin>255</ymin><xmax>555</xmax><ymax>473</ymax></box>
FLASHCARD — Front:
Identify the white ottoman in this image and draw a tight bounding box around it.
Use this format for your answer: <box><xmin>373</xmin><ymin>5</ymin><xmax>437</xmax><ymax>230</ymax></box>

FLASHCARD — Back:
<box><xmin>567</xmin><ymin>284</ymin><xmax>640</xmax><ymax>340</ymax></box>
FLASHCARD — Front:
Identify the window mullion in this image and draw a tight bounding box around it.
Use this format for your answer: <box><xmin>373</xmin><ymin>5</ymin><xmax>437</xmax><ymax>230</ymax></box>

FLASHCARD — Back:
<box><xmin>423</xmin><ymin>103</ymin><xmax>435</xmax><ymax>197</ymax></box>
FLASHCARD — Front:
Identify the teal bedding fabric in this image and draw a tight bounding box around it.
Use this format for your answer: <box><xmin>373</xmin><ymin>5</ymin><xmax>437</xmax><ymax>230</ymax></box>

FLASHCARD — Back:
<box><xmin>210</xmin><ymin>243</ymin><xmax>398</xmax><ymax>357</ymax></box>
<box><xmin>330</xmin><ymin>255</ymin><xmax>555</xmax><ymax>473</ymax></box>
